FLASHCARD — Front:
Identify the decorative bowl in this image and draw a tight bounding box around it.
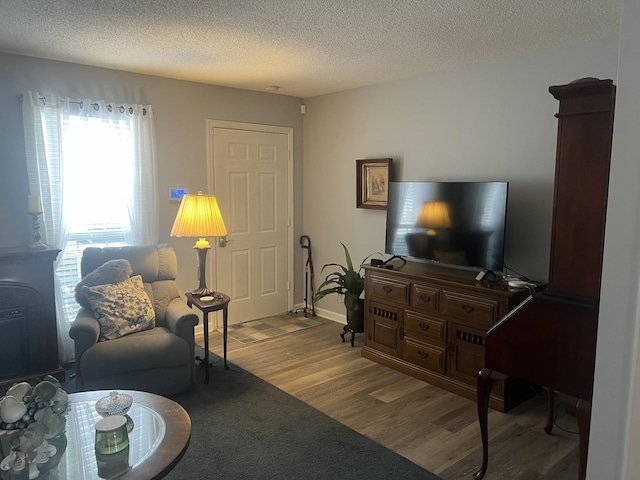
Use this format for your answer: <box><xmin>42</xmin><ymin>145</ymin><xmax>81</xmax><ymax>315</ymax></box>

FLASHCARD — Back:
<box><xmin>95</xmin><ymin>391</ymin><xmax>133</xmax><ymax>417</ymax></box>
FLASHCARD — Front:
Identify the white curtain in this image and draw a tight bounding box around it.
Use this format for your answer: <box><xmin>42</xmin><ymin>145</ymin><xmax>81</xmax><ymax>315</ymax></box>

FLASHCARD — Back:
<box><xmin>22</xmin><ymin>91</ymin><xmax>158</xmax><ymax>364</ymax></box>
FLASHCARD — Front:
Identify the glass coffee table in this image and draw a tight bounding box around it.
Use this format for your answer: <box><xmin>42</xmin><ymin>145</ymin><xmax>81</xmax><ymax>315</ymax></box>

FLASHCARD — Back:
<box><xmin>1</xmin><ymin>390</ymin><xmax>190</xmax><ymax>480</ymax></box>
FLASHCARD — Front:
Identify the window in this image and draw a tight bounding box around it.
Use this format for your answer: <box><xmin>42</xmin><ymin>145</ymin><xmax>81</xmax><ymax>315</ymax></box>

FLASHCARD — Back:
<box><xmin>57</xmin><ymin>115</ymin><xmax>134</xmax><ymax>323</ymax></box>
<box><xmin>23</xmin><ymin>92</ymin><xmax>158</xmax><ymax>363</ymax></box>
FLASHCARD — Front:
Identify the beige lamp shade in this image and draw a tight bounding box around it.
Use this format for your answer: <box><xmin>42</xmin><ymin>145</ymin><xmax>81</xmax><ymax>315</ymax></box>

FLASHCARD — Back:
<box><xmin>415</xmin><ymin>201</ymin><xmax>452</xmax><ymax>234</ymax></box>
<box><xmin>170</xmin><ymin>192</ymin><xmax>227</xmax><ymax>241</ymax></box>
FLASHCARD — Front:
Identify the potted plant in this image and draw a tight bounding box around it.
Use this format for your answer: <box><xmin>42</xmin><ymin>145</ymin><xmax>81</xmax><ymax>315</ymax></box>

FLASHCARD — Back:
<box><xmin>315</xmin><ymin>243</ymin><xmax>368</xmax><ymax>345</ymax></box>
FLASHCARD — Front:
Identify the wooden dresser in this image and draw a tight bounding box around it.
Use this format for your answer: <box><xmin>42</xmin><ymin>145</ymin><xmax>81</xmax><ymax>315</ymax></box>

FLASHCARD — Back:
<box><xmin>361</xmin><ymin>261</ymin><xmax>532</xmax><ymax>412</ymax></box>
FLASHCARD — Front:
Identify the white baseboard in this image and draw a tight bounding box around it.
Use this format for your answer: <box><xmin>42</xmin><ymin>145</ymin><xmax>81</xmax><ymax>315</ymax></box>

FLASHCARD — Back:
<box><xmin>292</xmin><ymin>303</ymin><xmax>345</xmax><ymax>325</ymax></box>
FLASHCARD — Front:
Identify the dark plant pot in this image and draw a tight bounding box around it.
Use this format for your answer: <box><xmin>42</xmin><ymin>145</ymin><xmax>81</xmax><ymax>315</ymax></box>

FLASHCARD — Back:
<box><xmin>346</xmin><ymin>298</ymin><xmax>365</xmax><ymax>333</ymax></box>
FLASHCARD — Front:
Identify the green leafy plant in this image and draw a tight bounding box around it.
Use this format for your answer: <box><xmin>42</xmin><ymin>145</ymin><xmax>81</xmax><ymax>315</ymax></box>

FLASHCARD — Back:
<box><xmin>315</xmin><ymin>243</ymin><xmax>366</xmax><ymax>313</ymax></box>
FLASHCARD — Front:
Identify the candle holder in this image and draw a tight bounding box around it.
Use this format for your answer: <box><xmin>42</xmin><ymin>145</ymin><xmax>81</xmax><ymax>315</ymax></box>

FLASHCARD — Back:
<box><xmin>28</xmin><ymin>212</ymin><xmax>47</xmax><ymax>249</ymax></box>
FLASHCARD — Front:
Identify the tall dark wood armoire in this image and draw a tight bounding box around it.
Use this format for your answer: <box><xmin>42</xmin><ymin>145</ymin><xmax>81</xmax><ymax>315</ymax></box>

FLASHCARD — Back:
<box><xmin>474</xmin><ymin>78</ymin><xmax>616</xmax><ymax>480</ymax></box>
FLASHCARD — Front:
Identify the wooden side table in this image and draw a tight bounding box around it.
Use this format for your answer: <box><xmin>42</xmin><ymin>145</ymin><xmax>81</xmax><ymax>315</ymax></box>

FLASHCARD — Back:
<box><xmin>185</xmin><ymin>292</ymin><xmax>231</xmax><ymax>383</ymax></box>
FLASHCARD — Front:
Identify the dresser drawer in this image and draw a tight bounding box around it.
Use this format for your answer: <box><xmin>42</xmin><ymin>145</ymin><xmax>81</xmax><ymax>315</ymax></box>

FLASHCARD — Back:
<box><xmin>368</xmin><ymin>275</ymin><xmax>410</xmax><ymax>305</ymax></box>
<box><xmin>404</xmin><ymin>311</ymin><xmax>446</xmax><ymax>345</ymax></box>
<box><xmin>403</xmin><ymin>338</ymin><xmax>446</xmax><ymax>373</ymax></box>
<box><xmin>410</xmin><ymin>284</ymin><xmax>439</xmax><ymax>314</ymax></box>
<box><xmin>441</xmin><ymin>290</ymin><xmax>499</xmax><ymax>329</ymax></box>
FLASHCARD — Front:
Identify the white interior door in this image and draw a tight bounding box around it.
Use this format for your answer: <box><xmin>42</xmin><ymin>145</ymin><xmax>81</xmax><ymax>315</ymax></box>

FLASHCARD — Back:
<box><xmin>209</xmin><ymin>122</ymin><xmax>292</xmax><ymax>325</ymax></box>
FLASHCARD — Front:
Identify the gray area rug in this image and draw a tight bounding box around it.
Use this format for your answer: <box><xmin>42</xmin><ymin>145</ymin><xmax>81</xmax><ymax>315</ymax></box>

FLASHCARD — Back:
<box><xmin>166</xmin><ymin>348</ymin><xmax>441</xmax><ymax>480</ymax></box>
<box><xmin>63</xmin><ymin>351</ymin><xmax>441</xmax><ymax>479</ymax></box>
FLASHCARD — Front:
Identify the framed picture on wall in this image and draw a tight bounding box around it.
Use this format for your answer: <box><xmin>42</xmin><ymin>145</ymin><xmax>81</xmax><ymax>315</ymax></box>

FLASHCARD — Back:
<box><xmin>356</xmin><ymin>158</ymin><xmax>392</xmax><ymax>209</ymax></box>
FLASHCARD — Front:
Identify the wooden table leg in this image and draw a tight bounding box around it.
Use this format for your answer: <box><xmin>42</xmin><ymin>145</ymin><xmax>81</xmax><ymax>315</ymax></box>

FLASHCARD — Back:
<box><xmin>203</xmin><ymin>311</ymin><xmax>210</xmax><ymax>383</ymax></box>
<box><xmin>223</xmin><ymin>305</ymin><xmax>229</xmax><ymax>370</ymax></box>
<box><xmin>474</xmin><ymin>368</ymin><xmax>494</xmax><ymax>480</ymax></box>
<box><xmin>575</xmin><ymin>398</ymin><xmax>591</xmax><ymax>480</ymax></box>
<box><xmin>559</xmin><ymin>393</ymin><xmax>591</xmax><ymax>480</ymax></box>
<box><xmin>474</xmin><ymin>368</ymin><xmax>508</xmax><ymax>480</ymax></box>
<box><xmin>544</xmin><ymin>388</ymin><xmax>555</xmax><ymax>434</ymax></box>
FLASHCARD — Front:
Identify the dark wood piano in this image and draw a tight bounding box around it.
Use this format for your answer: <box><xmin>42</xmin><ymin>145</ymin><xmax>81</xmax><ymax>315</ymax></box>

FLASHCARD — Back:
<box><xmin>474</xmin><ymin>78</ymin><xmax>616</xmax><ymax>480</ymax></box>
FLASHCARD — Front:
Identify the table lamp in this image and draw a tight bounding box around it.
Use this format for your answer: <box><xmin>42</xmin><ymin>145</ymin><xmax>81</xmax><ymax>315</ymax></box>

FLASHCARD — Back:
<box><xmin>170</xmin><ymin>192</ymin><xmax>227</xmax><ymax>296</ymax></box>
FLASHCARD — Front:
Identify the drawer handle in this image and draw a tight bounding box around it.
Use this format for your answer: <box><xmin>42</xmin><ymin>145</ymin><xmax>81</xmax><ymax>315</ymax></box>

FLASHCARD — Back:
<box><xmin>418</xmin><ymin>322</ymin><xmax>430</xmax><ymax>331</ymax></box>
<box><xmin>418</xmin><ymin>350</ymin><xmax>429</xmax><ymax>359</ymax></box>
<box><xmin>419</xmin><ymin>294</ymin><xmax>431</xmax><ymax>303</ymax></box>
<box><xmin>461</xmin><ymin>304</ymin><xmax>475</xmax><ymax>314</ymax></box>
<box><xmin>383</xmin><ymin>285</ymin><xmax>393</xmax><ymax>294</ymax></box>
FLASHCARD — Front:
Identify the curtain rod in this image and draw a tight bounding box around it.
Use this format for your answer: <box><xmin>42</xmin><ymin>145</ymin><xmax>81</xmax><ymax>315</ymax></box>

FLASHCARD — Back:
<box><xmin>18</xmin><ymin>93</ymin><xmax>148</xmax><ymax>115</ymax></box>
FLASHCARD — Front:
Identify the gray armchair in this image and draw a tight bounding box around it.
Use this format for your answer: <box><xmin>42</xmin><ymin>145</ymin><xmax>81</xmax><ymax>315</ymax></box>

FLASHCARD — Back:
<box><xmin>69</xmin><ymin>245</ymin><xmax>199</xmax><ymax>395</ymax></box>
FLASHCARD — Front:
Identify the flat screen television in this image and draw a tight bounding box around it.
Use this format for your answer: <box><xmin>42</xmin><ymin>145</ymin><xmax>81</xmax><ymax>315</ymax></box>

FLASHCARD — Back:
<box><xmin>385</xmin><ymin>181</ymin><xmax>509</xmax><ymax>272</ymax></box>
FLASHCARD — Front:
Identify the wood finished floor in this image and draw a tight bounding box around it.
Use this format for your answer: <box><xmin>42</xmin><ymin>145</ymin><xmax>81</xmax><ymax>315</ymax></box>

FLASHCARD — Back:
<box><xmin>197</xmin><ymin>316</ymin><xmax>580</xmax><ymax>480</ymax></box>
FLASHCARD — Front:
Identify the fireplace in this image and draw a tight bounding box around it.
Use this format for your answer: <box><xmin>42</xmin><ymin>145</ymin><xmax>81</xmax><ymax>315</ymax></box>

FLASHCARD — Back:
<box><xmin>0</xmin><ymin>246</ymin><xmax>64</xmax><ymax>394</ymax></box>
<box><xmin>0</xmin><ymin>305</ymin><xmax>29</xmax><ymax>379</ymax></box>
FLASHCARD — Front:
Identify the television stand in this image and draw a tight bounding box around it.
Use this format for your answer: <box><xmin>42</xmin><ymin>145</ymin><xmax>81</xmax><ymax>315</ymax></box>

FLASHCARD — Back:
<box><xmin>361</xmin><ymin>260</ymin><xmax>535</xmax><ymax>412</ymax></box>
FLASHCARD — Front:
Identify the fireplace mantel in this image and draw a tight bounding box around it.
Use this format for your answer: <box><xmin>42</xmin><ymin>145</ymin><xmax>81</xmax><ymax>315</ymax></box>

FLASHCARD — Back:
<box><xmin>0</xmin><ymin>246</ymin><xmax>64</xmax><ymax>394</ymax></box>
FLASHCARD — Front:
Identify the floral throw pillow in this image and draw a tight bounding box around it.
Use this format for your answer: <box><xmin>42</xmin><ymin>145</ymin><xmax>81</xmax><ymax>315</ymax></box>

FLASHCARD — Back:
<box><xmin>82</xmin><ymin>275</ymin><xmax>156</xmax><ymax>341</ymax></box>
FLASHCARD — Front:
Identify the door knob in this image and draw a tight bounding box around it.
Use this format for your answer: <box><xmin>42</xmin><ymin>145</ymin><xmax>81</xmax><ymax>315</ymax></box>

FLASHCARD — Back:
<box><xmin>218</xmin><ymin>236</ymin><xmax>233</xmax><ymax>247</ymax></box>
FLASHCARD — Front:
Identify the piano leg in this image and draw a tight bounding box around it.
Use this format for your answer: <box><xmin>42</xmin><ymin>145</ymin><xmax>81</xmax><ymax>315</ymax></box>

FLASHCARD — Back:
<box><xmin>544</xmin><ymin>388</ymin><xmax>555</xmax><ymax>434</ymax></box>
<box><xmin>474</xmin><ymin>368</ymin><xmax>508</xmax><ymax>480</ymax></box>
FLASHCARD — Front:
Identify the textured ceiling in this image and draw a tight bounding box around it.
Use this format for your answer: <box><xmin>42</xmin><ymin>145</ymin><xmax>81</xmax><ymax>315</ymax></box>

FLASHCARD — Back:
<box><xmin>0</xmin><ymin>0</ymin><xmax>620</xmax><ymax>98</ymax></box>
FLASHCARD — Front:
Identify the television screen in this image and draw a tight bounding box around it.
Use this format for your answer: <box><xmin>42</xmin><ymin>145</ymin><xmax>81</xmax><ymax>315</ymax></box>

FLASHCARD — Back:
<box><xmin>385</xmin><ymin>181</ymin><xmax>509</xmax><ymax>272</ymax></box>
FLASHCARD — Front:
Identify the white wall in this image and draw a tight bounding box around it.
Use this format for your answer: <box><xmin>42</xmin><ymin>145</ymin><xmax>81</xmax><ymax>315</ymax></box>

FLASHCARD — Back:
<box><xmin>303</xmin><ymin>36</ymin><xmax>619</xmax><ymax>319</ymax></box>
<box><xmin>594</xmin><ymin>0</ymin><xmax>640</xmax><ymax>478</ymax></box>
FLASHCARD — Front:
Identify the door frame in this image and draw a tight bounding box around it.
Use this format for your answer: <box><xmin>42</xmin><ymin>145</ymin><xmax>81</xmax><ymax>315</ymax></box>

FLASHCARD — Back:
<box><xmin>205</xmin><ymin>119</ymin><xmax>294</xmax><ymax>323</ymax></box>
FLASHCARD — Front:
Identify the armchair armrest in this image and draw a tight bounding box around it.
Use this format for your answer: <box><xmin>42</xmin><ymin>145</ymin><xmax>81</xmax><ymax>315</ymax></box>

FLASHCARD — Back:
<box><xmin>166</xmin><ymin>298</ymin><xmax>199</xmax><ymax>386</ymax></box>
<box><xmin>166</xmin><ymin>297</ymin><xmax>199</xmax><ymax>340</ymax></box>
<box><xmin>69</xmin><ymin>307</ymin><xmax>100</xmax><ymax>353</ymax></box>
<box><xmin>69</xmin><ymin>307</ymin><xmax>101</xmax><ymax>390</ymax></box>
